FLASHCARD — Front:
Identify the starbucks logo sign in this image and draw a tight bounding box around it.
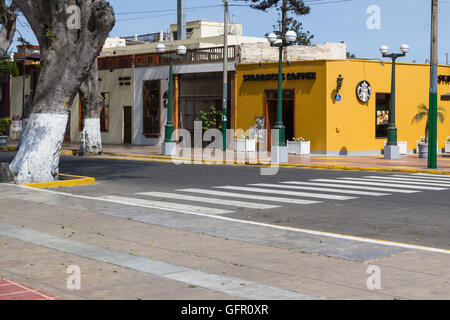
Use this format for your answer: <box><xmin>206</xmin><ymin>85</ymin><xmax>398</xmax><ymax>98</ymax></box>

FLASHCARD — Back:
<box><xmin>356</xmin><ymin>80</ymin><xmax>372</xmax><ymax>102</ymax></box>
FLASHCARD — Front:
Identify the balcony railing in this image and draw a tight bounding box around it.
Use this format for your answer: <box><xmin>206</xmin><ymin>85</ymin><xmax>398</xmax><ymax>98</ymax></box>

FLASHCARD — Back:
<box><xmin>98</xmin><ymin>46</ymin><xmax>238</xmax><ymax>70</ymax></box>
<box><xmin>135</xmin><ymin>46</ymin><xmax>237</xmax><ymax>68</ymax></box>
<box><xmin>98</xmin><ymin>55</ymin><xmax>134</xmax><ymax>70</ymax></box>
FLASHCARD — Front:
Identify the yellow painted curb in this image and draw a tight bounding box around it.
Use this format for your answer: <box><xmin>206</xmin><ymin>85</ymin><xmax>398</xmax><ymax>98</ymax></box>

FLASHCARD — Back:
<box><xmin>279</xmin><ymin>163</ymin><xmax>450</xmax><ymax>175</ymax></box>
<box><xmin>22</xmin><ymin>174</ymin><xmax>95</xmax><ymax>189</ymax></box>
<box><xmin>0</xmin><ymin>146</ymin><xmax>17</xmax><ymax>151</ymax></box>
<box><xmin>102</xmin><ymin>152</ymin><xmax>269</xmax><ymax>166</ymax></box>
<box><xmin>61</xmin><ymin>149</ymin><xmax>77</xmax><ymax>156</ymax></box>
<box><xmin>92</xmin><ymin>151</ymin><xmax>450</xmax><ymax>175</ymax></box>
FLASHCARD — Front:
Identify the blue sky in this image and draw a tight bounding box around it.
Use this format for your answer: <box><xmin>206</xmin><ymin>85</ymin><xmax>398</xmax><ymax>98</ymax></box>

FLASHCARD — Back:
<box><xmin>13</xmin><ymin>0</ymin><xmax>450</xmax><ymax>64</ymax></box>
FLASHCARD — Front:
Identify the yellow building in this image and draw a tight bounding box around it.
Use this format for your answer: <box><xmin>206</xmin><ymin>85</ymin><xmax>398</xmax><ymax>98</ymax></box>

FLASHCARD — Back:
<box><xmin>236</xmin><ymin>59</ymin><xmax>450</xmax><ymax>155</ymax></box>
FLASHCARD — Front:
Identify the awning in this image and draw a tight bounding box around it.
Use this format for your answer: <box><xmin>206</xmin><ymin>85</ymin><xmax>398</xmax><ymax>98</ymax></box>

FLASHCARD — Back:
<box><xmin>442</xmin><ymin>93</ymin><xmax>450</xmax><ymax>101</ymax></box>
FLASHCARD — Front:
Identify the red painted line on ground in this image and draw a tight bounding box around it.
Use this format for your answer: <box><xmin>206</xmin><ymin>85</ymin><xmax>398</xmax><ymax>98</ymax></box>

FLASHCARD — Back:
<box><xmin>0</xmin><ymin>280</ymin><xmax>61</xmax><ymax>300</ymax></box>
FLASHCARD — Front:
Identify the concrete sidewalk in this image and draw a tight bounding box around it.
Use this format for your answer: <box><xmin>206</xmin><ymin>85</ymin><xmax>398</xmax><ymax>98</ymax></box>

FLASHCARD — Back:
<box><xmin>0</xmin><ymin>183</ymin><xmax>448</xmax><ymax>300</ymax></box>
<box><xmin>59</xmin><ymin>143</ymin><xmax>450</xmax><ymax>174</ymax></box>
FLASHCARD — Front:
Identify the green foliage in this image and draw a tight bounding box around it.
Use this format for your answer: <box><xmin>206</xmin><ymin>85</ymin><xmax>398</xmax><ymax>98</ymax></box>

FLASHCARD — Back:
<box><xmin>0</xmin><ymin>117</ymin><xmax>11</xmax><ymax>136</ymax></box>
<box><xmin>271</xmin><ymin>17</ymin><xmax>313</xmax><ymax>46</ymax></box>
<box><xmin>45</xmin><ymin>28</ymin><xmax>56</xmax><ymax>42</ymax></box>
<box><xmin>196</xmin><ymin>105</ymin><xmax>223</xmax><ymax>130</ymax></box>
<box><xmin>17</xmin><ymin>37</ymin><xmax>34</xmax><ymax>49</ymax></box>
<box><xmin>248</xmin><ymin>0</ymin><xmax>313</xmax><ymax>45</ymax></box>
<box><xmin>0</xmin><ymin>58</ymin><xmax>18</xmax><ymax>76</ymax></box>
<box><xmin>411</xmin><ymin>104</ymin><xmax>445</xmax><ymax>143</ymax></box>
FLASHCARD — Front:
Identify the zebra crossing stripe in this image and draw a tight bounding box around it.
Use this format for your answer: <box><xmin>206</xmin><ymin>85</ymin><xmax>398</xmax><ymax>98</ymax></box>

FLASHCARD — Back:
<box><xmin>98</xmin><ymin>195</ymin><xmax>233</xmax><ymax>215</ymax></box>
<box><xmin>248</xmin><ymin>183</ymin><xmax>390</xmax><ymax>196</ymax></box>
<box><xmin>281</xmin><ymin>181</ymin><xmax>419</xmax><ymax>194</ymax></box>
<box><xmin>347</xmin><ymin>177</ymin><xmax>450</xmax><ymax>188</ymax></box>
<box><xmin>215</xmin><ymin>186</ymin><xmax>357</xmax><ymax>201</ymax></box>
<box><xmin>414</xmin><ymin>173</ymin><xmax>450</xmax><ymax>179</ymax></box>
<box><xmin>312</xmin><ymin>179</ymin><xmax>446</xmax><ymax>191</ymax></box>
<box><xmin>178</xmin><ymin>188</ymin><xmax>321</xmax><ymax>205</ymax></box>
<box><xmin>362</xmin><ymin>176</ymin><xmax>450</xmax><ymax>186</ymax></box>
<box><xmin>137</xmin><ymin>192</ymin><xmax>279</xmax><ymax>210</ymax></box>
<box><xmin>397</xmin><ymin>174</ymin><xmax>450</xmax><ymax>182</ymax></box>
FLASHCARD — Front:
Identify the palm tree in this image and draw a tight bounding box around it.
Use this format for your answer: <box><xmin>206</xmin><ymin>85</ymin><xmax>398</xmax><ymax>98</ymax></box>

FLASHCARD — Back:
<box><xmin>411</xmin><ymin>104</ymin><xmax>445</xmax><ymax>143</ymax></box>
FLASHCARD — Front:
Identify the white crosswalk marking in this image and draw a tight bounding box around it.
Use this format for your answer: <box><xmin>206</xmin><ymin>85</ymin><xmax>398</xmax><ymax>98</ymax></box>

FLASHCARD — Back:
<box><xmin>137</xmin><ymin>192</ymin><xmax>279</xmax><ymax>210</ymax></box>
<box><xmin>215</xmin><ymin>186</ymin><xmax>356</xmax><ymax>200</ymax></box>
<box><xmin>178</xmin><ymin>188</ymin><xmax>321</xmax><ymax>205</ymax></box>
<box><xmin>248</xmin><ymin>183</ymin><xmax>390</xmax><ymax>196</ymax></box>
<box><xmin>397</xmin><ymin>174</ymin><xmax>450</xmax><ymax>182</ymax></box>
<box><xmin>414</xmin><ymin>173</ymin><xmax>450</xmax><ymax>179</ymax></box>
<box><xmin>362</xmin><ymin>176</ymin><xmax>450</xmax><ymax>186</ymax></box>
<box><xmin>311</xmin><ymin>179</ymin><xmax>446</xmax><ymax>191</ymax></box>
<box><xmin>99</xmin><ymin>195</ymin><xmax>234</xmax><ymax>215</ymax></box>
<box><xmin>281</xmin><ymin>181</ymin><xmax>419</xmax><ymax>193</ymax></box>
<box><xmin>343</xmin><ymin>177</ymin><xmax>450</xmax><ymax>188</ymax></box>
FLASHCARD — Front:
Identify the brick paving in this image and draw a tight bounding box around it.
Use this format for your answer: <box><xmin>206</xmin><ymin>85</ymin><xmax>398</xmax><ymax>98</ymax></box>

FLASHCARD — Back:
<box><xmin>0</xmin><ymin>279</ymin><xmax>61</xmax><ymax>300</ymax></box>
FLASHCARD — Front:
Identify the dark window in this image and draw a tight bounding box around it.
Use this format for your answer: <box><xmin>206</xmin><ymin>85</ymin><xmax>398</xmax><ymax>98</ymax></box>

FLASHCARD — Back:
<box><xmin>376</xmin><ymin>93</ymin><xmax>391</xmax><ymax>138</ymax></box>
<box><xmin>100</xmin><ymin>92</ymin><xmax>110</xmax><ymax>132</ymax></box>
<box><xmin>78</xmin><ymin>93</ymin><xmax>110</xmax><ymax>133</ymax></box>
<box><xmin>143</xmin><ymin>80</ymin><xmax>160</xmax><ymax>136</ymax></box>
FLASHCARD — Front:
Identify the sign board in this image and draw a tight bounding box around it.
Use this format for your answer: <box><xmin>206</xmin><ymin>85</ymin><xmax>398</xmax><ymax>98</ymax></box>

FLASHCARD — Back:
<box><xmin>356</xmin><ymin>80</ymin><xmax>372</xmax><ymax>102</ymax></box>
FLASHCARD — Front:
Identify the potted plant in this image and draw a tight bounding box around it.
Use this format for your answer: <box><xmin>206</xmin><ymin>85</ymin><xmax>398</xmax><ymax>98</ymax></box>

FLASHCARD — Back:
<box><xmin>234</xmin><ymin>131</ymin><xmax>256</xmax><ymax>152</ymax></box>
<box><xmin>196</xmin><ymin>105</ymin><xmax>222</xmax><ymax>149</ymax></box>
<box><xmin>445</xmin><ymin>137</ymin><xmax>450</xmax><ymax>154</ymax></box>
<box><xmin>411</xmin><ymin>104</ymin><xmax>445</xmax><ymax>158</ymax></box>
<box><xmin>383</xmin><ymin>141</ymin><xmax>407</xmax><ymax>155</ymax></box>
<box><xmin>287</xmin><ymin>137</ymin><xmax>310</xmax><ymax>155</ymax></box>
<box><xmin>0</xmin><ymin>117</ymin><xmax>11</xmax><ymax>146</ymax></box>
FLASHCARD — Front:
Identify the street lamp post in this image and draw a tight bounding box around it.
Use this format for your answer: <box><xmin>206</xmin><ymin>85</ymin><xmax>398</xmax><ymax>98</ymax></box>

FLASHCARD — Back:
<box><xmin>380</xmin><ymin>44</ymin><xmax>410</xmax><ymax>160</ymax></box>
<box><xmin>158</xmin><ymin>43</ymin><xmax>187</xmax><ymax>156</ymax></box>
<box><xmin>267</xmin><ymin>30</ymin><xmax>297</xmax><ymax>163</ymax></box>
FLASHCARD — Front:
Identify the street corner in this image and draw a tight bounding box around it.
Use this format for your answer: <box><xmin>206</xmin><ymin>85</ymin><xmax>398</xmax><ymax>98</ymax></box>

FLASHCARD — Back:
<box><xmin>22</xmin><ymin>174</ymin><xmax>96</xmax><ymax>189</ymax></box>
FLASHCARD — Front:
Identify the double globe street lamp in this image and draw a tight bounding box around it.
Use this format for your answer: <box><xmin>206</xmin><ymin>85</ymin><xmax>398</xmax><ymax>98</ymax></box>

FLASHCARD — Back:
<box><xmin>157</xmin><ymin>43</ymin><xmax>187</xmax><ymax>156</ymax></box>
<box><xmin>267</xmin><ymin>30</ymin><xmax>297</xmax><ymax>163</ymax></box>
<box><xmin>380</xmin><ymin>43</ymin><xmax>410</xmax><ymax>160</ymax></box>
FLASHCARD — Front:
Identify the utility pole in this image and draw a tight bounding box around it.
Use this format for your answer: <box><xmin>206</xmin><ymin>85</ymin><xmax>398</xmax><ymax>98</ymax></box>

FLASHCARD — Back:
<box><xmin>222</xmin><ymin>0</ymin><xmax>228</xmax><ymax>151</ymax></box>
<box><xmin>428</xmin><ymin>0</ymin><xmax>438</xmax><ymax>168</ymax></box>
<box><xmin>177</xmin><ymin>0</ymin><xmax>186</xmax><ymax>41</ymax></box>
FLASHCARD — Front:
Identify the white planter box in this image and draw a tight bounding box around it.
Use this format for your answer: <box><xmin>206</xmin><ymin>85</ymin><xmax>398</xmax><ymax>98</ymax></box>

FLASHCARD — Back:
<box><xmin>287</xmin><ymin>140</ymin><xmax>310</xmax><ymax>155</ymax></box>
<box><xmin>384</xmin><ymin>141</ymin><xmax>407</xmax><ymax>155</ymax></box>
<box><xmin>445</xmin><ymin>141</ymin><xmax>450</xmax><ymax>153</ymax></box>
<box><xmin>416</xmin><ymin>141</ymin><xmax>438</xmax><ymax>154</ymax></box>
<box><xmin>234</xmin><ymin>139</ymin><xmax>256</xmax><ymax>152</ymax></box>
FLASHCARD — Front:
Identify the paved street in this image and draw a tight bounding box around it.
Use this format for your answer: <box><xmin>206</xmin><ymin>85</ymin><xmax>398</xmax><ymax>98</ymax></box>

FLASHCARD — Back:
<box><xmin>55</xmin><ymin>155</ymin><xmax>450</xmax><ymax>250</ymax></box>
<box><xmin>0</xmin><ymin>152</ymin><xmax>449</xmax><ymax>299</ymax></box>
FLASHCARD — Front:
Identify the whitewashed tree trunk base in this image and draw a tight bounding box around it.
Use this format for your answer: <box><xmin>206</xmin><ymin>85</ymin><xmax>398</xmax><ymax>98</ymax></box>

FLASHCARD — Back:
<box><xmin>10</xmin><ymin>113</ymin><xmax>68</xmax><ymax>184</ymax></box>
<box><xmin>78</xmin><ymin>118</ymin><xmax>102</xmax><ymax>156</ymax></box>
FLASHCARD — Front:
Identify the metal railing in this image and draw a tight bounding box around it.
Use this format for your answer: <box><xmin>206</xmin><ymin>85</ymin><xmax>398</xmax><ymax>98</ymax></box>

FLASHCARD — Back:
<box><xmin>98</xmin><ymin>55</ymin><xmax>134</xmax><ymax>70</ymax></box>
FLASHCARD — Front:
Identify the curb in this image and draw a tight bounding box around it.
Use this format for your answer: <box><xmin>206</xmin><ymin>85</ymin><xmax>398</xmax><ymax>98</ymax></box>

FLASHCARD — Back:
<box><xmin>281</xmin><ymin>163</ymin><xmax>450</xmax><ymax>175</ymax></box>
<box><xmin>0</xmin><ymin>146</ymin><xmax>17</xmax><ymax>152</ymax></box>
<box><xmin>102</xmin><ymin>152</ymin><xmax>269</xmax><ymax>166</ymax></box>
<box><xmin>60</xmin><ymin>149</ymin><xmax>450</xmax><ymax>176</ymax></box>
<box><xmin>61</xmin><ymin>149</ymin><xmax>78</xmax><ymax>156</ymax></box>
<box><xmin>96</xmin><ymin>151</ymin><xmax>450</xmax><ymax>175</ymax></box>
<box><xmin>22</xmin><ymin>174</ymin><xmax>96</xmax><ymax>189</ymax></box>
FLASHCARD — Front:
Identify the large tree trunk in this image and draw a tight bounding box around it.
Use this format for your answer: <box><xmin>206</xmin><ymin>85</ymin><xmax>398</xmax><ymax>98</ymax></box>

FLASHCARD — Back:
<box><xmin>78</xmin><ymin>59</ymin><xmax>103</xmax><ymax>156</ymax></box>
<box><xmin>17</xmin><ymin>69</ymin><xmax>39</xmax><ymax>150</ymax></box>
<box><xmin>10</xmin><ymin>0</ymin><xmax>115</xmax><ymax>184</ymax></box>
<box><xmin>0</xmin><ymin>0</ymin><xmax>16</xmax><ymax>56</ymax></box>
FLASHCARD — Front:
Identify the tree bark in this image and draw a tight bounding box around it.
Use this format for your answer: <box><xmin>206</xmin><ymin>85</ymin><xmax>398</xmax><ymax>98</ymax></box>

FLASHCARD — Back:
<box><xmin>78</xmin><ymin>59</ymin><xmax>103</xmax><ymax>156</ymax></box>
<box><xmin>0</xmin><ymin>0</ymin><xmax>16</xmax><ymax>56</ymax></box>
<box><xmin>10</xmin><ymin>0</ymin><xmax>115</xmax><ymax>184</ymax></box>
